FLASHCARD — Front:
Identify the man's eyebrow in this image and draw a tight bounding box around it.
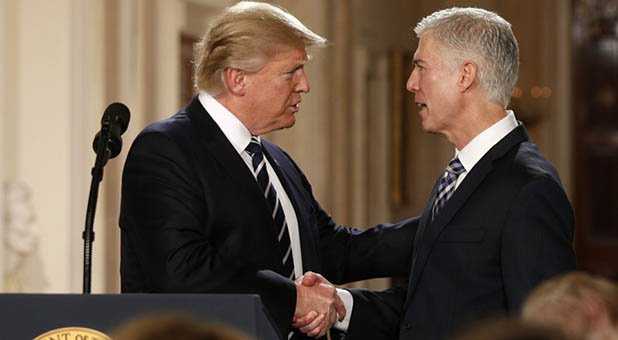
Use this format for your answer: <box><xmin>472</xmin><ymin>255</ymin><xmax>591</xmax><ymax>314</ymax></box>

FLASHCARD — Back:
<box><xmin>289</xmin><ymin>63</ymin><xmax>305</xmax><ymax>71</ymax></box>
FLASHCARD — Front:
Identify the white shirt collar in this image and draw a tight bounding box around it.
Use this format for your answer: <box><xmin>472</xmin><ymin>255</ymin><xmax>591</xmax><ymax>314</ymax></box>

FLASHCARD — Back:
<box><xmin>456</xmin><ymin>110</ymin><xmax>518</xmax><ymax>173</ymax></box>
<box><xmin>198</xmin><ymin>91</ymin><xmax>257</xmax><ymax>155</ymax></box>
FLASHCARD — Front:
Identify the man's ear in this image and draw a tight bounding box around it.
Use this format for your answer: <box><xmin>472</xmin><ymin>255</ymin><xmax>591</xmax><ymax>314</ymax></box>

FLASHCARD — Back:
<box><xmin>224</xmin><ymin>68</ymin><xmax>247</xmax><ymax>96</ymax></box>
<box><xmin>459</xmin><ymin>61</ymin><xmax>477</xmax><ymax>92</ymax></box>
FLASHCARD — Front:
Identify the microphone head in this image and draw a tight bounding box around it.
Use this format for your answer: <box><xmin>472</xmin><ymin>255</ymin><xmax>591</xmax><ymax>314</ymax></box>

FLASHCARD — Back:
<box><xmin>92</xmin><ymin>131</ymin><xmax>122</xmax><ymax>158</ymax></box>
<box><xmin>93</xmin><ymin>102</ymin><xmax>130</xmax><ymax>159</ymax></box>
<box><xmin>103</xmin><ymin>102</ymin><xmax>130</xmax><ymax>134</ymax></box>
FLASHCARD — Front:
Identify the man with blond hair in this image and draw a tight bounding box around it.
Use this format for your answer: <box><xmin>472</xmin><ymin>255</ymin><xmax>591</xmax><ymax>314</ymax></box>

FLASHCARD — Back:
<box><xmin>119</xmin><ymin>2</ymin><xmax>415</xmax><ymax>339</ymax></box>
<box><xmin>302</xmin><ymin>7</ymin><xmax>576</xmax><ymax>339</ymax></box>
<box><xmin>523</xmin><ymin>271</ymin><xmax>618</xmax><ymax>340</ymax></box>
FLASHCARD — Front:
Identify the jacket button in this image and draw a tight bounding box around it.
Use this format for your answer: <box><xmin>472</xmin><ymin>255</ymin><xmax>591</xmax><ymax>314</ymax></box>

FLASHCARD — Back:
<box><xmin>402</xmin><ymin>321</ymin><xmax>412</xmax><ymax>330</ymax></box>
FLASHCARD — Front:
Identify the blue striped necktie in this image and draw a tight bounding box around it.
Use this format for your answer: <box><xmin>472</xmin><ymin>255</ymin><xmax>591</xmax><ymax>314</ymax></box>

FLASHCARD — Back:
<box><xmin>432</xmin><ymin>157</ymin><xmax>466</xmax><ymax>220</ymax></box>
<box><xmin>246</xmin><ymin>137</ymin><xmax>295</xmax><ymax>280</ymax></box>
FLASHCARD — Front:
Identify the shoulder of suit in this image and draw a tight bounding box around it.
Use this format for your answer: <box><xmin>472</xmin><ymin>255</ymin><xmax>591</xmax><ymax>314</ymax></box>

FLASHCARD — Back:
<box><xmin>261</xmin><ymin>139</ymin><xmax>302</xmax><ymax>170</ymax></box>
<box><xmin>507</xmin><ymin>141</ymin><xmax>562</xmax><ymax>184</ymax></box>
<box><xmin>140</xmin><ymin>110</ymin><xmax>193</xmax><ymax>139</ymax></box>
<box><xmin>261</xmin><ymin>138</ymin><xmax>285</xmax><ymax>156</ymax></box>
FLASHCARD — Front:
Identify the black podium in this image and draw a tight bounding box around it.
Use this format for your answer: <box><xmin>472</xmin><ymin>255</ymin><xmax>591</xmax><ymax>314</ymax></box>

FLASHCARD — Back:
<box><xmin>0</xmin><ymin>293</ymin><xmax>283</xmax><ymax>339</ymax></box>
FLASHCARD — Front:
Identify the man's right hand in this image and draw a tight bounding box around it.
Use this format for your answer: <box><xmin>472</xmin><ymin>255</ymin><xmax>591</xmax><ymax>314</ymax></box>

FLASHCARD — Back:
<box><xmin>293</xmin><ymin>271</ymin><xmax>345</xmax><ymax>338</ymax></box>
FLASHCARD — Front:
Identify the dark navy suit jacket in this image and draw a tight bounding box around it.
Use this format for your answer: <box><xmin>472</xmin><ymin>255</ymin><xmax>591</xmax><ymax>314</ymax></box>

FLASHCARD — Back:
<box><xmin>345</xmin><ymin>124</ymin><xmax>576</xmax><ymax>340</ymax></box>
<box><xmin>119</xmin><ymin>96</ymin><xmax>416</xmax><ymax>338</ymax></box>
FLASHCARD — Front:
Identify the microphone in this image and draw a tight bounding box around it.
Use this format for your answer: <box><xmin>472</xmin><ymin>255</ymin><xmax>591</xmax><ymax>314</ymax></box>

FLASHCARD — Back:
<box><xmin>84</xmin><ymin>102</ymin><xmax>130</xmax><ymax>293</ymax></box>
<box><xmin>92</xmin><ymin>102</ymin><xmax>130</xmax><ymax>159</ymax></box>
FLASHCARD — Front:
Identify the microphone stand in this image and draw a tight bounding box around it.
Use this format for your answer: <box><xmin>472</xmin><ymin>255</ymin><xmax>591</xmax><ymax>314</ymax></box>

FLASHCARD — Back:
<box><xmin>82</xmin><ymin>119</ymin><xmax>113</xmax><ymax>294</ymax></box>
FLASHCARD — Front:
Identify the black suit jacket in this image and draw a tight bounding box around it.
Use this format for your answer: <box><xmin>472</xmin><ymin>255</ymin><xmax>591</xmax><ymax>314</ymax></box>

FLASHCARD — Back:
<box><xmin>345</xmin><ymin>125</ymin><xmax>576</xmax><ymax>340</ymax></box>
<box><xmin>119</xmin><ymin>96</ymin><xmax>416</xmax><ymax>338</ymax></box>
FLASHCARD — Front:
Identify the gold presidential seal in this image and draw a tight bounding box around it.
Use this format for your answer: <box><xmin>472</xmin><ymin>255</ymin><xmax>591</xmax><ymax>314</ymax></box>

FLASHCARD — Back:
<box><xmin>33</xmin><ymin>326</ymin><xmax>111</xmax><ymax>340</ymax></box>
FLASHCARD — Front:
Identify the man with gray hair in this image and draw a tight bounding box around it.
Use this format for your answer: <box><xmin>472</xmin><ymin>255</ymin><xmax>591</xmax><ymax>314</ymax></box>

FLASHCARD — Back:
<box><xmin>119</xmin><ymin>2</ymin><xmax>415</xmax><ymax>339</ymax></box>
<box><xmin>302</xmin><ymin>7</ymin><xmax>576</xmax><ymax>339</ymax></box>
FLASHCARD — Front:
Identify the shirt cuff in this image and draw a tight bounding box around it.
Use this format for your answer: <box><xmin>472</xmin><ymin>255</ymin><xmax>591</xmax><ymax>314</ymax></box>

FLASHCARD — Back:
<box><xmin>333</xmin><ymin>288</ymin><xmax>353</xmax><ymax>331</ymax></box>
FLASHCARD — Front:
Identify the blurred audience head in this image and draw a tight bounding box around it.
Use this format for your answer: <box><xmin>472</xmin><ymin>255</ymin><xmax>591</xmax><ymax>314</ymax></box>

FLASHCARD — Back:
<box><xmin>522</xmin><ymin>271</ymin><xmax>618</xmax><ymax>340</ymax></box>
<box><xmin>452</xmin><ymin>317</ymin><xmax>572</xmax><ymax>340</ymax></box>
<box><xmin>110</xmin><ymin>313</ymin><xmax>255</xmax><ymax>340</ymax></box>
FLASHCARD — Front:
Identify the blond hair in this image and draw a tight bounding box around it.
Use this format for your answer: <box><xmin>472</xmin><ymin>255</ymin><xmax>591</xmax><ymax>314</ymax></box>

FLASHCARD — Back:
<box><xmin>111</xmin><ymin>313</ymin><xmax>255</xmax><ymax>340</ymax></box>
<box><xmin>454</xmin><ymin>317</ymin><xmax>572</xmax><ymax>340</ymax></box>
<box><xmin>194</xmin><ymin>1</ymin><xmax>326</xmax><ymax>96</ymax></box>
<box><xmin>522</xmin><ymin>271</ymin><xmax>618</xmax><ymax>339</ymax></box>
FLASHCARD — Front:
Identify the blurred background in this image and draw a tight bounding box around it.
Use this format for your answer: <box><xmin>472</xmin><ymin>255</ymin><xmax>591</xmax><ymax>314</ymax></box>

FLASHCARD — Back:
<box><xmin>0</xmin><ymin>0</ymin><xmax>616</xmax><ymax>294</ymax></box>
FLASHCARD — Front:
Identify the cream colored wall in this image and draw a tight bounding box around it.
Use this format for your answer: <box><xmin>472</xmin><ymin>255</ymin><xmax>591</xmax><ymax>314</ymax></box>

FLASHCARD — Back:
<box><xmin>18</xmin><ymin>0</ymin><xmax>73</xmax><ymax>292</ymax></box>
<box><xmin>1</xmin><ymin>0</ymin><xmax>107</xmax><ymax>293</ymax></box>
<box><xmin>67</xmin><ymin>0</ymin><xmax>107</xmax><ymax>293</ymax></box>
<box><xmin>154</xmin><ymin>0</ymin><xmax>183</xmax><ymax>120</ymax></box>
<box><xmin>0</xmin><ymin>0</ymin><xmax>6</xmax><ymax>291</ymax></box>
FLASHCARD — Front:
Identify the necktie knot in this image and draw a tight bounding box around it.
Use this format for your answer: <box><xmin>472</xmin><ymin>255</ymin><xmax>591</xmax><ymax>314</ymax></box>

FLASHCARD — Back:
<box><xmin>446</xmin><ymin>157</ymin><xmax>465</xmax><ymax>176</ymax></box>
<box><xmin>432</xmin><ymin>157</ymin><xmax>465</xmax><ymax>220</ymax></box>
<box><xmin>245</xmin><ymin>137</ymin><xmax>262</xmax><ymax>158</ymax></box>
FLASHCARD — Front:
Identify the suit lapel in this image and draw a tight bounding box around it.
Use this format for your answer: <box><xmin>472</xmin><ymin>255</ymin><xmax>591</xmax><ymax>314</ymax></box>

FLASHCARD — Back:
<box><xmin>184</xmin><ymin>96</ymin><xmax>278</xmax><ymax>237</ymax></box>
<box><xmin>412</xmin><ymin>178</ymin><xmax>440</xmax><ymax>252</ymax></box>
<box><xmin>406</xmin><ymin>124</ymin><xmax>529</xmax><ymax>301</ymax></box>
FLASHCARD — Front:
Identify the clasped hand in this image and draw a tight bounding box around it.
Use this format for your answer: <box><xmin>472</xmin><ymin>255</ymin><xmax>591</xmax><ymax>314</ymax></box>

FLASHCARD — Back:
<box><xmin>293</xmin><ymin>271</ymin><xmax>346</xmax><ymax>338</ymax></box>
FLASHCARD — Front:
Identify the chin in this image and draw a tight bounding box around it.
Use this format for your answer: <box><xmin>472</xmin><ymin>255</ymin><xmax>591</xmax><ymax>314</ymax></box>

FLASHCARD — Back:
<box><xmin>421</xmin><ymin>120</ymin><xmax>434</xmax><ymax>133</ymax></box>
<box><xmin>284</xmin><ymin>117</ymin><xmax>296</xmax><ymax>128</ymax></box>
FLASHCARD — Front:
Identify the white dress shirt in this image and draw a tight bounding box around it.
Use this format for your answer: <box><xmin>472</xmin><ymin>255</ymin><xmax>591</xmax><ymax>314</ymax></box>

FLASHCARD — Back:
<box><xmin>453</xmin><ymin>111</ymin><xmax>519</xmax><ymax>189</ymax></box>
<box><xmin>198</xmin><ymin>92</ymin><xmax>352</xmax><ymax>329</ymax></box>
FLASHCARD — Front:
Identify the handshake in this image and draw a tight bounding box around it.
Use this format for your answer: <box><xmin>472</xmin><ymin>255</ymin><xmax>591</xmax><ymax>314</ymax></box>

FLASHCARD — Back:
<box><xmin>293</xmin><ymin>272</ymin><xmax>347</xmax><ymax>338</ymax></box>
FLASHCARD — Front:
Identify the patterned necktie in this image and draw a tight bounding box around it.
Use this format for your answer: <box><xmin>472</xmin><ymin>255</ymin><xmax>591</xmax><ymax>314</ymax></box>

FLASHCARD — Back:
<box><xmin>432</xmin><ymin>157</ymin><xmax>466</xmax><ymax>220</ymax></box>
<box><xmin>246</xmin><ymin>137</ymin><xmax>295</xmax><ymax>280</ymax></box>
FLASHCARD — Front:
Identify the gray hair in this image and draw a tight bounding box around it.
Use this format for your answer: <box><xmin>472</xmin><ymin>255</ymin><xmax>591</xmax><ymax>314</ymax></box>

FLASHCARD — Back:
<box><xmin>194</xmin><ymin>1</ymin><xmax>327</xmax><ymax>96</ymax></box>
<box><xmin>414</xmin><ymin>7</ymin><xmax>519</xmax><ymax>107</ymax></box>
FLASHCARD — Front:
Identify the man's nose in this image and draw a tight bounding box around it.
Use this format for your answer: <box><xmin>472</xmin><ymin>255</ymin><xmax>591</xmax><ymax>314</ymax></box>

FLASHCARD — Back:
<box><xmin>406</xmin><ymin>68</ymin><xmax>419</xmax><ymax>93</ymax></box>
<box><xmin>296</xmin><ymin>70</ymin><xmax>310</xmax><ymax>93</ymax></box>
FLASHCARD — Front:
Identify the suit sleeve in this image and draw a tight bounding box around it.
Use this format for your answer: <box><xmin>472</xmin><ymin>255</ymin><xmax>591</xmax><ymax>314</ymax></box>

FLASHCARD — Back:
<box><xmin>281</xmin><ymin>150</ymin><xmax>418</xmax><ymax>284</ymax></box>
<box><xmin>342</xmin><ymin>285</ymin><xmax>407</xmax><ymax>339</ymax></box>
<box><xmin>317</xmin><ymin>209</ymin><xmax>418</xmax><ymax>284</ymax></box>
<box><xmin>120</xmin><ymin>132</ymin><xmax>295</xmax><ymax>336</ymax></box>
<box><xmin>500</xmin><ymin>176</ymin><xmax>576</xmax><ymax>311</ymax></box>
